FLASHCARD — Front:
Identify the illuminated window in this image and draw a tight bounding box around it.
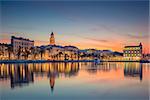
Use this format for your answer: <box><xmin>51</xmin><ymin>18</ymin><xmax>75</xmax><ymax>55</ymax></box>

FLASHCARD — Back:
<box><xmin>134</xmin><ymin>51</ymin><xmax>136</xmax><ymax>53</ymax></box>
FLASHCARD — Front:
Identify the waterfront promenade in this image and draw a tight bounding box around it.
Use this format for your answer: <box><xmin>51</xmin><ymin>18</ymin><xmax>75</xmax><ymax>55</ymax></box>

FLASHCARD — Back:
<box><xmin>0</xmin><ymin>59</ymin><xmax>149</xmax><ymax>64</ymax></box>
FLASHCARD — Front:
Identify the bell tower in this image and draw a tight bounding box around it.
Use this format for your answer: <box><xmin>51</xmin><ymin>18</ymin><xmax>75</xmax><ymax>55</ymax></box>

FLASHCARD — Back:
<box><xmin>50</xmin><ymin>32</ymin><xmax>55</xmax><ymax>45</ymax></box>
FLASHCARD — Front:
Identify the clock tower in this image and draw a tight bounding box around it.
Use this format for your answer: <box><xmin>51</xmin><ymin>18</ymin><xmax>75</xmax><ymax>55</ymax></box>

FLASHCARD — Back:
<box><xmin>50</xmin><ymin>32</ymin><xmax>55</xmax><ymax>45</ymax></box>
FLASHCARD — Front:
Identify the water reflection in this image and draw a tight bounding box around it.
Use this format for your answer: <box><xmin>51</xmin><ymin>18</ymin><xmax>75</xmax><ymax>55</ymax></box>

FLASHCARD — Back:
<box><xmin>10</xmin><ymin>64</ymin><xmax>34</xmax><ymax>88</ymax></box>
<box><xmin>124</xmin><ymin>63</ymin><xmax>142</xmax><ymax>81</ymax></box>
<box><xmin>0</xmin><ymin>62</ymin><xmax>149</xmax><ymax>100</ymax></box>
<box><xmin>0</xmin><ymin>62</ymin><xmax>146</xmax><ymax>90</ymax></box>
<box><xmin>83</xmin><ymin>62</ymin><xmax>117</xmax><ymax>74</ymax></box>
<box><xmin>0</xmin><ymin>62</ymin><xmax>79</xmax><ymax>90</ymax></box>
<box><xmin>50</xmin><ymin>75</ymin><xmax>55</xmax><ymax>93</ymax></box>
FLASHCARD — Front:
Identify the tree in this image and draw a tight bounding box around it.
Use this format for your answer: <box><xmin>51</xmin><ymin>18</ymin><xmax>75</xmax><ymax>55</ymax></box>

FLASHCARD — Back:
<box><xmin>17</xmin><ymin>46</ymin><xmax>22</xmax><ymax>59</ymax></box>
<box><xmin>30</xmin><ymin>47</ymin><xmax>35</xmax><ymax>59</ymax></box>
<box><xmin>77</xmin><ymin>51</ymin><xmax>80</xmax><ymax>60</ymax></box>
<box><xmin>40</xmin><ymin>49</ymin><xmax>45</xmax><ymax>60</ymax></box>
<box><xmin>7</xmin><ymin>45</ymin><xmax>13</xmax><ymax>60</ymax></box>
<box><xmin>24</xmin><ymin>48</ymin><xmax>30</xmax><ymax>60</ymax></box>
<box><xmin>58</xmin><ymin>52</ymin><xmax>63</xmax><ymax>60</ymax></box>
<box><xmin>64</xmin><ymin>54</ymin><xmax>69</xmax><ymax>60</ymax></box>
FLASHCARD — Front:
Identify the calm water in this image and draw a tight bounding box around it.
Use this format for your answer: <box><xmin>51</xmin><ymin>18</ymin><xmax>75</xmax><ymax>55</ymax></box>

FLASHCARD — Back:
<box><xmin>0</xmin><ymin>62</ymin><xmax>149</xmax><ymax>100</ymax></box>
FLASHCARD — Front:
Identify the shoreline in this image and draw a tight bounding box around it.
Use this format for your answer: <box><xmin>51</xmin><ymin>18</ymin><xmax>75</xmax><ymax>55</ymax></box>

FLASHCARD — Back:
<box><xmin>0</xmin><ymin>60</ymin><xmax>94</xmax><ymax>64</ymax></box>
<box><xmin>0</xmin><ymin>60</ymin><xmax>149</xmax><ymax>64</ymax></box>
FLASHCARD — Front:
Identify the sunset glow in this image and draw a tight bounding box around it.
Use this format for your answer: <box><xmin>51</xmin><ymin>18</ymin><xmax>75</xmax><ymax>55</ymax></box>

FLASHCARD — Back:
<box><xmin>0</xmin><ymin>1</ymin><xmax>149</xmax><ymax>53</ymax></box>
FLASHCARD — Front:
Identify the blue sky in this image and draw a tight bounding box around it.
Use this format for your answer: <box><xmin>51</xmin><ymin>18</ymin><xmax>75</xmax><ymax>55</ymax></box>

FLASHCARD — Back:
<box><xmin>0</xmin><ymin>1</ymin><xmax>149</xmax><ymax>52</ymax></box>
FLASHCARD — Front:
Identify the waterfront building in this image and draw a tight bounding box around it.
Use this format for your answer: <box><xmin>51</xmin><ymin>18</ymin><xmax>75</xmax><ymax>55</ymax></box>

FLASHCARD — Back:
<box><xmin>111</xmin><ymin>51</ymin><xmax>123</xmax><ymax>61</ymax></box>
<box><xmin>49</xmin><ymin>32</ymin><xmax>55</xmax><ymax>45</ymax></box>
<box><xmin>36</xmin><ymin>45</ymin><xmax>79</xmax><ymax>60</ymax></box>
<box><xmin>30</xmin><ymin>46</ymin><xmax>41</xmax><ymax>60</ymax></box>
<box><xmin>64</xmin><ymin>46</ymin><xmax>79</xmax><ymax>60</ymax></box>
<box><xmin>123</xmin><ymin>43</ymin><xmax>142</xmax><ymax>61</ymax></box>
<box><xmin>100</xmin><ymin>50</ymin><xmax>113</xmax><ymax>61</ymax></box>
<box><xmin>11</xmin><ymin>36</ymin><xmax>34</xmax><ymax>53</ymax></box>
<box><xmin>0</xmin><ymin>43</ymin><xmax>12</xmax><ymax>60</ymax></box>
<box><xmin>78</xmin><ymin>49</ymin><xmax>101</xmax><ymax>60</ymax></box>
<box><xmin>64</xmin><ymin>46</ymin><xmax>78</xmax><ymax>52</ymax></box>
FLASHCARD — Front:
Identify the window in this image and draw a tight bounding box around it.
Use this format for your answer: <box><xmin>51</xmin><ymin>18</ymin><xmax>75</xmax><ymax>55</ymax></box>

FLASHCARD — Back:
<box><xmin>134</xmin><ymin>51</ymin><xmax>136</xmax><ymax>53</ymax></box>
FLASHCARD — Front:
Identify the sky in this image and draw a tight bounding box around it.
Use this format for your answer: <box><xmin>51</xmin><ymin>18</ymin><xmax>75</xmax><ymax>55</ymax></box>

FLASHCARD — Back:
<box><xmin>0</xmin><ymin>1</ymin><xmax>149</xmax><ymax>53</ymax></box>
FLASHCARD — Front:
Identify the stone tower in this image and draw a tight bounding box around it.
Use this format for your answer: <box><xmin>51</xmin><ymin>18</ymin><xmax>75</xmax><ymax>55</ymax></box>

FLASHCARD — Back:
<box><xmin>50</xmin><ymin>32</ymin><xmax>55</xmax><ymax>45</ymax></box>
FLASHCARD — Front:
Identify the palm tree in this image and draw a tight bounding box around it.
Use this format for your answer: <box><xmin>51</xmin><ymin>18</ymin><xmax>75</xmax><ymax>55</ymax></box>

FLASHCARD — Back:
<box><xmin>24</xmin><ymin>48</ymin><xmax>30</xmax><ymax>60</ymax></box>
<box><xmin>64</xmin><ymin>54</ymin><xmax>69</xmax><ymax>60</ymax></box>
<box><xmin>47</xmin><ymin>47</ymin><xmax>52</xmax><ymax>60</ymax></box>
<box><xmin>58</xmin><ymin>52</ymin><xmax>63</xmax><ymax>60</ymax></box>
<box><xmin>77</xmin><ymin>51</ymin><xmax>80</xmax><ymax>60</ymax></box>
<box><xmin>55</xmin><ymin>54</ymin><xmax>59</xmax><ymax>60</ymax></box>
<box><xmin>7</xmin><ymin>45</ymin><xmax>13</xmax><ymax>60</ymax></box>
<box><xmin>17</xmin><ymin>46</ymin><xmax>22</xmax><ymax>59</ymax></box>
<box><xmin>30</xmin><ymin>47</ymin><xmax>35</xmax><ymax>59</ymax></box>
<box><xmin>40</xmin><ymin>49</ymin><xmax>45</xmax><ymax>60</ymax></box>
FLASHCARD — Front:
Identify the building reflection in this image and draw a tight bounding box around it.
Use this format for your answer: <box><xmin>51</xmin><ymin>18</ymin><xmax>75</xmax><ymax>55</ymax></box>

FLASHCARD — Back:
<box><xmin>84</xmin><ymin>62</ymin><xmax>143</xmax><ymax>81</ymax></box>
<box><xmin>0</xmin><ymin>63</ymin><xmax>34</xmax><ymax>88</ymax></box>
<box><xmin>85</xmin><ymin>62</ymin><xmax>120</xmax><ymax>74</ymax></box>
<box><xmin>0</xmin><ymin>62</ymin><xmax>79</xmax><ymax>90</ymax></box>
<box><xmin>0</xmin><ymin>62</ymin><xmax>144</xmax><ymax>92</ymax></box>
<box><xmin>124</xmin><ymin>63</ymin><xmax>142</xmax><ymax>81</ymax></box>
<box><xmin>49</xmin><ymin>75</ymin><xmax>55</xmax><ymax>93</ymax></box>
<box><xmin>46</xmin><ymin>62</ymin><xmax>80</xmax><ymax>93</ymax></box>
<box><xmin>10</xmin><ymin>64</ymin><xmax>34</xmax><ymax>88</ymax></box>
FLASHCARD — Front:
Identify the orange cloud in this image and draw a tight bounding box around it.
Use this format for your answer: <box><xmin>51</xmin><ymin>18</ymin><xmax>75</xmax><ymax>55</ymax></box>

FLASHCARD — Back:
<box><xmin>34</xmin><ymin>40</ymin><xmax>49</xmax><ymax>46</ymax></box>
<box><xmin>0</xmin><ymin>39</ymin><xmax>10</xmax><ymax>44</ymax></box>
<box><xmin>0</xmin><ymin>33</ymin><xmax>149</xmax><ymax>53</ymax></box>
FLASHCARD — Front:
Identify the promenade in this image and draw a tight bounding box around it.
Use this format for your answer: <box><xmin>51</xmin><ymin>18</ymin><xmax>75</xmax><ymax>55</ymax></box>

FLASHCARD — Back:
<box><xmin>0</xmin><ymin>59</ymin><xmax>149</xmax><ymax>64</ymax></box>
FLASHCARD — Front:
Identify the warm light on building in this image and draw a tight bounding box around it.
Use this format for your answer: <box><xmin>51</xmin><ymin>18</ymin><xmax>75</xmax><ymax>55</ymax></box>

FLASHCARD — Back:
<box><xmin>50</xmin><ymin>32</ymin><xmax>55</xmax><ymax>45</ymax></box>
<box><xmin>123</xmin><ymin>43</ymin><xmax>143</xmax><ymax>61</ymax></box>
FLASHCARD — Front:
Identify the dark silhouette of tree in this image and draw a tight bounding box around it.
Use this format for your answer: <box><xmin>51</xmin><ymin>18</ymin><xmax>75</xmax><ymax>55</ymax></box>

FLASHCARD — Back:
<box><xmin>24</xmin><ymin>47</ymin><xmax>30</xmax><ymax>60</ymax></box>
<box><xmin>40</xmin><ymin>49</ymin><xmax>45</xmax><ymax>60</ymax></box>
<box><xmin>77</xmin><ymin>51</ymin><xmax>80</xmax><ymax>60</ymax></box>
<box><xmin>30</xmin><ymin>47</ymin><xmax>35</xmax><ymax>59</ymax></box>
<box><xmin>7</xmin><ymin>45</ymin><xmax>13</xmax><ymax>60</ymax></box>
<box><xmin>55</xmin><ymin>54</ymin><xmax>59</xmax><ymax>60</ymax></box>
<box><xmin>58</xmin><ymin>52</ymin><xmax>63</xmax><ymax>60</ymax></box>
<box><xmin>64</xmin><ymin>54</ymin><xmax>69</xmax><ymax>60</ymax></box>
<box><xmin>17</xmin><ymin>46</ymin><xmax>22</xmax><ymax>59</ymax></box>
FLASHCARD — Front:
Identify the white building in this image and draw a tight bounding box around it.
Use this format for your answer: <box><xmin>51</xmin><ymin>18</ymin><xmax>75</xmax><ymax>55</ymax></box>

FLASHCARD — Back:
<box><xmin>123</xmin><ymin>43</ymin><xmax>143</xmax><ymax>61</ymax></box>
<box><xmin>11</xmin><ymin>36</ymin><xmax>34</xmax><ymax>53</ymax></box>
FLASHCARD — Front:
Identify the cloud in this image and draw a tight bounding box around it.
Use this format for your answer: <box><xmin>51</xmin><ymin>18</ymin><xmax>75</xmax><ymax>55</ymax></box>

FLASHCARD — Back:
<box><xmin>0</xmin><ymin>39</ymin><xmax>10</xmax><ymax>44</ymax></box>
<box><xmin>83</xmin><ymin>37</ymin><xmax>109</xmax><ymax>43</ymax></box>
<box><xmin>126</xmin><ymin>34</ymin><xmax>149</xmax><ymax>39</ymax></box>
<box><xmin>90</xmin><ymin>24</ymin><xmax>121</xmax><ymax>35</ymax></box>
<box><xmin>0</xmin><ymin>32</ymin><xmax>24</xmax><ymax>38</ymax></box>
<box><xmin>34</xmin><ymin>40</ymin><xmax>49</xmax><ymax>46</ymax></box>
<box><xmin>6</xmin><ymin>25</ymin><xmax>36</xmax><ymax>31</ymax></box>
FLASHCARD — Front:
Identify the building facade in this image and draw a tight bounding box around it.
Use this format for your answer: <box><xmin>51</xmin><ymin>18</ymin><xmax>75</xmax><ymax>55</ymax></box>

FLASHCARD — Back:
<box><xmin>123</xmin><ymin>43</ymin><xmax>142</xmax><ymax>61</ymax></box>
<box><xmin>0</xmin><ymin>43</ymin><xmax>10</xmax><ymax>60</ymax></box>
<box><xmin>11</xmin><ymin>36</ymin><xmax>34</xmax><ymax>53</ymax></box>
<box><xmin>50</xmin><ymin>32</ymin><xmax>55</xmax><ymax>45</ymax></box>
